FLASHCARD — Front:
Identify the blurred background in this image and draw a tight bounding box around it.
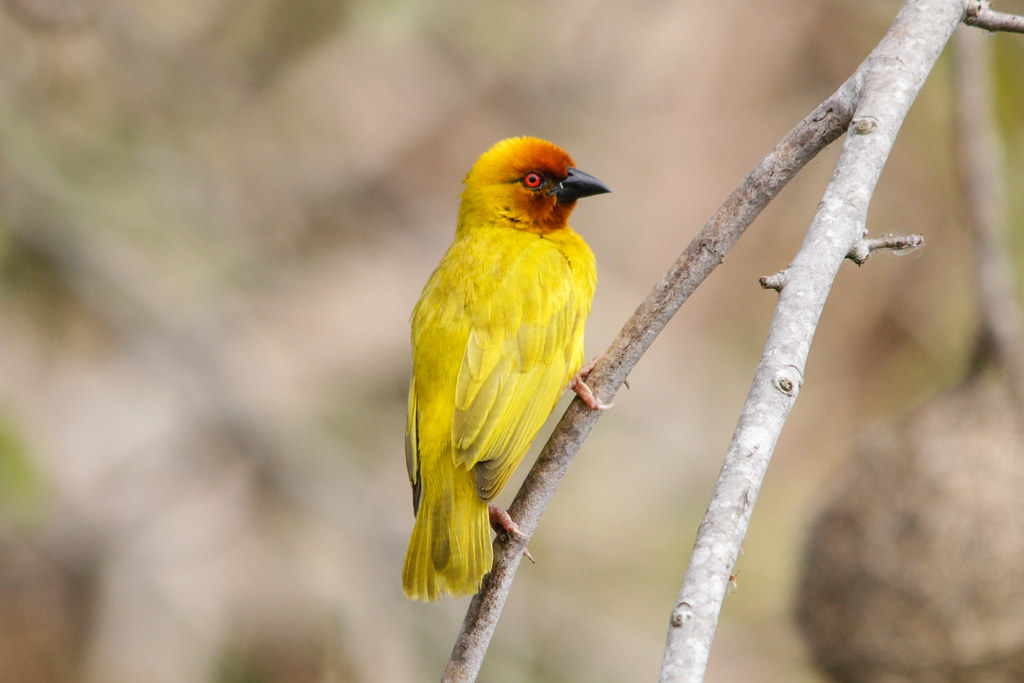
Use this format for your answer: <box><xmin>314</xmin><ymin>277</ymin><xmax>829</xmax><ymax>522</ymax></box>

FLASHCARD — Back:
<box><xmin>0</xmin><ymin>0</ymin><xmax>1022</xmax><ymax>681</ymax></box>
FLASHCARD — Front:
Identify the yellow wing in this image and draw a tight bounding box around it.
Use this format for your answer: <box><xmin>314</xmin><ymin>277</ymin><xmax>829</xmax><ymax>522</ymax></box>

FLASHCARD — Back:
<box><xmin>452</xmin><ymin>235</ymin><xmax>590</xmax><ymax>501</ymax></box>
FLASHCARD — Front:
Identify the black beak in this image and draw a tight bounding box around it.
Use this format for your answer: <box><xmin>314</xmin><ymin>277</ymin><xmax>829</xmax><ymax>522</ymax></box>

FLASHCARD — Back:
<box><xmin>551</xmin><ymin>167</ymin><xmax>611</xmax><ymax>204</ymax></box>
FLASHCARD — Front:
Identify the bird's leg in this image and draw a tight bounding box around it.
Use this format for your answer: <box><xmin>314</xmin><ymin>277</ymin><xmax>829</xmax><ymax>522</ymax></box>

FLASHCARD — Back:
<box><xmin>568</xmin><ymin>355</ymin><xmax>614</xmax><ymax>410</ymax></box>
<box><xmin>488</xmin><ymin>503</ymin><xmax>528</xmax><ymax>538</ymax></box>
<box><xmin>488</xmin><ymin>503</ymin><xmax>535</xmax><ymax>563</ymax></box>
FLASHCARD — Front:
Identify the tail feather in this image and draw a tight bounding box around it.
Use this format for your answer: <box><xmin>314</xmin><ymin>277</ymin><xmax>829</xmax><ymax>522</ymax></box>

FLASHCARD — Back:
<box><xmin>402</xmin><ymin>471</ymin><xmax>491</xmax><ymax>601</ymax></box>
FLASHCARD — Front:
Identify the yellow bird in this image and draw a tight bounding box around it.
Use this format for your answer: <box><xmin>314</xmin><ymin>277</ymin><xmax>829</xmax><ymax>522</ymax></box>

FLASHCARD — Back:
<box><xmin>403</xmin><ymin>137</ymin><xmax>610</xmax><ymax>601</ymax></box>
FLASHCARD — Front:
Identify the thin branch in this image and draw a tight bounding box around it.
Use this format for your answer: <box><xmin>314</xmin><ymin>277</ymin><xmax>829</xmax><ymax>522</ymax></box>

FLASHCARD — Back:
<box><xmin>965</xmin><ymin>0</ymin><xmax>1024</xmax><ymax>33</ymax></box>
<box><xmin>659</xmin><ymin>1</ymin><xmax>966</xmax><ymax>681</ymax></box>
<box><xmin>953</xmin><ymin>26</ymin><xmax>1024</xmax><ymax>415</ymax></box>
<box><xmin>846</xmin><ymin>232</ymin><xmax>926</xmax><ymax>264</ymax></box>
<box><xmin>441</xmin><ymin>45</ymin><xmax>861</xmax><ymax>683</ymax></box>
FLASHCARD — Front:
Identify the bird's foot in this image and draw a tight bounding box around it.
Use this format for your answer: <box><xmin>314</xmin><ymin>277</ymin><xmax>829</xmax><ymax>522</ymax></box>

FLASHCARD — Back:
<box><xmin>568</xmin><ymin>356</ymin><xmax>614</xmax><ymax>410</ymax></box>
<box><xmin>488</xmin><ymin>504</ymin><xmax>535</xmax><ymax>563</ymax></box>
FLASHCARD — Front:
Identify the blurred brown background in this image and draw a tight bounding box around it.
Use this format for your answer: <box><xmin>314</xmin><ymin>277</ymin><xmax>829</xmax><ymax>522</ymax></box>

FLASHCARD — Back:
<box><xmin>0</xmin><ymin>0</ymin><xmax>1022</xmax><ymax>681</ymax></box>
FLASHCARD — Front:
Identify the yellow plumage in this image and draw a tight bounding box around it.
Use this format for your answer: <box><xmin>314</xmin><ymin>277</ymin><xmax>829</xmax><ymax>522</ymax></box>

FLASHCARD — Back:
<box><xmin>403</xmin><ymin>137</ymin><xmax>609</xmax><ymax>601</ymax></box>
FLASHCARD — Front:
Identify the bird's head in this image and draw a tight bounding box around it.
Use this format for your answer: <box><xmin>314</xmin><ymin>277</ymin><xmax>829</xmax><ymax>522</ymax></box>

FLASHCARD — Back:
<box><xmin>458</xmin><ymin>137</ymin><xmax>610</xmax><ymax>234</ymax></box>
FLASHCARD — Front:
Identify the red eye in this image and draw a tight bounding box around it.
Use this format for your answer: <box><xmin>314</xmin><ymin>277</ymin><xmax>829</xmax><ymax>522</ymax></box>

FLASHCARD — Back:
<box><xmin>522</xmin><ymin>172</ymin><xmax>543</xmax><ymax>189</ymax></box>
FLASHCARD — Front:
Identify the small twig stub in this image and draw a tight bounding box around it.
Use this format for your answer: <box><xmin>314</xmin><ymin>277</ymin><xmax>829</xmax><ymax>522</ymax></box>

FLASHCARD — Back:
<box><xmin>759</xmin><ymin>271</ymin><xmax>788</xmax><ymax>291</ymax></box>
<box><xmin>847</xmin><ymin>233</ymin><xmax>925</xmax><ymax>265</ymax></box>
<box><xmin>964</xmin><ymin>0</ymin><xmax>1024</xmax><ymax>33</ymax></box>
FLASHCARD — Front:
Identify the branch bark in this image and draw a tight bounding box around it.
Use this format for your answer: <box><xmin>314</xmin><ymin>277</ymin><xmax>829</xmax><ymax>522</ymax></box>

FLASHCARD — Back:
<box><xmin>659</xmin><ymin>1</ymin><xmax>966</xmax><ymax>681</ymax></box>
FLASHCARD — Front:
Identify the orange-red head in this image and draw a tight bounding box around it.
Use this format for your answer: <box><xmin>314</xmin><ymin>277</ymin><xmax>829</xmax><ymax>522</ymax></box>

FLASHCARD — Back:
<box><xmin>458</xmin><ymin>137</ymin><xmax>610</xmax><ymax>235</ymax></box>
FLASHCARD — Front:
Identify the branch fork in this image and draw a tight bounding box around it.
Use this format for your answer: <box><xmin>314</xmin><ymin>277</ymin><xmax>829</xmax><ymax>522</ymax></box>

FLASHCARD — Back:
<box><xmin>761</xmin><ymin>232</ymin><xmax>924</xmax><ymax>292</ymax></box>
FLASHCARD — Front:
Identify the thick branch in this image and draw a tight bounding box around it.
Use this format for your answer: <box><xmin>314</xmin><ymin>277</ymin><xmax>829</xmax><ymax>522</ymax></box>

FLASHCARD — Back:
<box><xmin>659</xmin><ymin>1</ymin><xmax>966</xmax><ymax>681</ymax></box>
<box><xmin>441</xmin><ymin>44</ymin><xmax>860</xmax><ymax>683</ymax></box>
<box><xmin>965</xmin><ymin>0</ymin><xmax>1024</xmax><ymax>33</ymax></box>
<box><xmin>953</xmin><ymin>27</ymin><xmax>1024</xmax><ymax>415</ymax></box>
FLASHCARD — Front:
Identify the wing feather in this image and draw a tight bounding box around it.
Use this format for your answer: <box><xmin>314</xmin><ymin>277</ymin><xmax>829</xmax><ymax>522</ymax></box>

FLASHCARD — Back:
<box><xmin>405</xmin><ymin>378</ymin><xmax>421</xmax><ymax>513</ymax></box>
<box><xmin>452</xmin><ymin>238</ymin><xmax>586</xmax><ymax>501</ymax></box>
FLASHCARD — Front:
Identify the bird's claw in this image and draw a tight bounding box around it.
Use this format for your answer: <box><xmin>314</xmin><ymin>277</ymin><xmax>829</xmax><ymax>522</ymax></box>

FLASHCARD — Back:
<box><xmin>488</xmin><ymin>504</ymin><xmax>534</xmax><ymax>562</ymax></box>
<box><xmin>568</xmin><ymin>355</ymin><xmax>615</xmax><ymax>410</ymax></box>
<box><xmin>569</xmin><ymin>376</ymin><xmax>614</xmax><ymax>410</ymax></box>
